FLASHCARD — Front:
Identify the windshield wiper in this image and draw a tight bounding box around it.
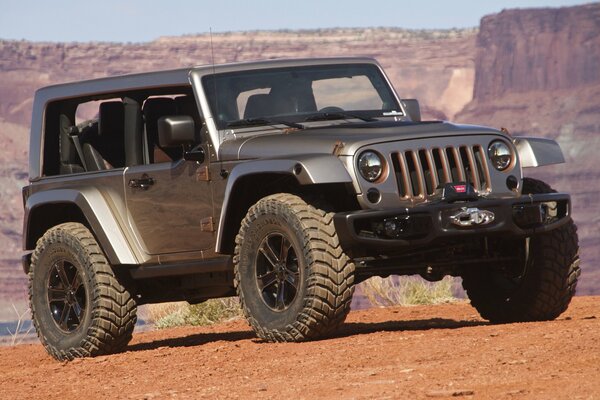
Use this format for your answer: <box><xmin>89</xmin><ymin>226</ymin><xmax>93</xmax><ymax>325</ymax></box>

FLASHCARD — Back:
<box><xmin>227</xmin><ymin>117</ymin><xmax>304</xmax><ymax>129</ymax></box>
<box><xmin>304</xmin><ymin>111</ymin><xmax>377</xmax><ymax>123</ymax></box>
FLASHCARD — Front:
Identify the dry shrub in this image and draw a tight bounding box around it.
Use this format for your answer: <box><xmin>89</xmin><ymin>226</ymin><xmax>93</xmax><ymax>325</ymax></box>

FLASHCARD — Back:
<box><xmin>361</xmin><ymin>275</ymin><xmax>458</xmax><ymax>307</ymax></box>
<box><xmin>146</xmin><ymin>298</ymin><xmax>241</xmax><ymax>329</ymax></box>
<box><xmin>7</xmin><ymin>304</ymin><xmax>33</xmax><ymax>346</ymax></box>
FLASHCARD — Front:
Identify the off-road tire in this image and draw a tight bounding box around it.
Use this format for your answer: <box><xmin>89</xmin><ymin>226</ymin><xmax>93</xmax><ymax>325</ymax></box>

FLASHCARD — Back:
<box><xmin>234</xmin><ymin>193</ymin><xmax>355</xmax><ymax>342</ymax></box>
<box><xmin>29</xmin><ymin>222</ymin><xmax>137</xmax><ymax>361</ymax></box>
<box><xmin>462</xmin><ymin>177</ymin><xmax>580</xmax><ymax>323</ymax></box>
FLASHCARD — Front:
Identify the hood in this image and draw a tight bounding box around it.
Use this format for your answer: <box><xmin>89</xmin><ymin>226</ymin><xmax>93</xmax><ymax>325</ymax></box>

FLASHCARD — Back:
<box><xmin>219</xmin><ymin>121</ymin><xmax>505</xmax><ymax>160</ymax></box>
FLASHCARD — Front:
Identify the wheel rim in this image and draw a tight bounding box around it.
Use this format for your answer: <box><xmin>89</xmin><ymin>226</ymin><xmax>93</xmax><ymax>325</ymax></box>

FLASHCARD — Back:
<box><xmin>47</xmin><ymin>260</ymin><xmax>87</xmax><ymax>332</ymax></box>
<box><xmin>255</xmin><ymin>232</ymin><xmax>301</xmax><ymax>311</ymax></box>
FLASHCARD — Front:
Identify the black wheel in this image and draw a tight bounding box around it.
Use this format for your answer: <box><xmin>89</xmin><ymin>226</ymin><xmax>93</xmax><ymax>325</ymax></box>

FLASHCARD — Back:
<box><xmin>29</xmin><ymin>222</ymin><xmax>137</xmax><ymax>361</ymax></box>
<box><xmin>462</xmin><ymin>178</ymin><xmax>580</xmax><ymax>323</ymax></box>
<box><xmin>234</xmin><ymin>193</ymin><xmax>355</xmax><ymax>342</ymax></box>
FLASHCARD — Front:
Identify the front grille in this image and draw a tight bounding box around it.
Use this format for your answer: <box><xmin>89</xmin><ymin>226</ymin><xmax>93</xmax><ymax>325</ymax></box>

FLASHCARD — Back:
<box><xmin>391</xmin><ymin>145</ymin><xmax>491</xmax><ymax>200</ymax></box>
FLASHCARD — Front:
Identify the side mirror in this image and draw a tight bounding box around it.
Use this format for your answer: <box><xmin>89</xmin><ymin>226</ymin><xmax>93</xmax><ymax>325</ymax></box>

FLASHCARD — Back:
<box><xmin>158</xmin><ymin>116</ymin><xmax>196</xmax><ymax>147</ymax></box>
<box><xmin>402</xmin><ymin>99</ymin><xmax>421</xmax><ymax>122</ymax></box>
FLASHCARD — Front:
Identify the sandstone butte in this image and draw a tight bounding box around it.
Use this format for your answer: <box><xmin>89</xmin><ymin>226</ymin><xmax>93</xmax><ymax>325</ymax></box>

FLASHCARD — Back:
<box><xmin>0</xmin><ymin>3</ymin><xmax>599</xmax><ymax>317</ymax></box>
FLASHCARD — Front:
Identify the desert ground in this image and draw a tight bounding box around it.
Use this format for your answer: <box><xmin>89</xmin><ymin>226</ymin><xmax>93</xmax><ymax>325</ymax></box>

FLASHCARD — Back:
<box><xmin>1</xmin><ymin>296</ymin><xmax>598</xmax><ymax>399</ymax></box>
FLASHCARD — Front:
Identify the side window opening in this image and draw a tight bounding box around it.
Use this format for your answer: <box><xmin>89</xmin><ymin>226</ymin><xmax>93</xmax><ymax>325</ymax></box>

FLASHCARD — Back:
<box><xmin>141</xmin><ymin>93</ymin><xmax>203</xmax><ymax>164</ymax></box>
<box><xmin>45</xmin><ymin>96</ymin><xmax>141</xmax><ymax>175</ymax></box>
<box><xmin>72</xmin><ymin>98</ymin><xmax>138</xmax><ymax>172</ymax></box>
<box><xmin>43</xmin><ymin>101</ymin><xmax>68</xmax><ymax>176</ymax></box>
<box><xmin>81</xmin><ymin>100</ymin><xmax>126</xmax><ymax>171</ymax></box>
<box><xmin>42</xmin><ymin>86</ymin><xmax>201</xmax><ymax>176</ymax></box>
<box><xmin>142</xmin><ymin>97</ymin><xmax>178</xmax><ymax>163</ymax></box>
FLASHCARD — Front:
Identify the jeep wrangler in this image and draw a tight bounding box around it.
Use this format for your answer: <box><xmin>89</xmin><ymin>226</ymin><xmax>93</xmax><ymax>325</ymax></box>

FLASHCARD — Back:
<box><xmin>23</xmin><ymin>57</ymin><xmax>580</xmax><ymax>360</ymax></box>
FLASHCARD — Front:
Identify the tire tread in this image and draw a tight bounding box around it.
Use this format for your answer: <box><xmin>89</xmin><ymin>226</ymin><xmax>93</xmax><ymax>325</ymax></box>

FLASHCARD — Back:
<box><xmin>29</xmin><ymin>222</ymin><xmax>137</xmax><ymax>361</ymax></box>
<box><xmin>234</xmin><ymin>193</ymin><xmax>355</xmax><ymax>342</ymax></box>
<box><xmin>462</xmin><ymin>178</ymin><xmax>580</xmax><ymax>323</ymax></box>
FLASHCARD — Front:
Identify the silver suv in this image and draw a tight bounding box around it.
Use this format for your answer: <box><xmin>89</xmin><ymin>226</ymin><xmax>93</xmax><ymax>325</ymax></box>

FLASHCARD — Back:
<box><xmin>23</xmin><ymin>57</ymin><xmax>580</xmax><ymax>360</ymax></box>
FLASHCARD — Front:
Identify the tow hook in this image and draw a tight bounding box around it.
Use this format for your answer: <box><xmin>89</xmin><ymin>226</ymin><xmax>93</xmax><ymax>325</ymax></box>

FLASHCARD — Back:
<box><xmin>450</xmin><ymin>207</ymin><xmax>495</xmax><ymax>227</ymax></box>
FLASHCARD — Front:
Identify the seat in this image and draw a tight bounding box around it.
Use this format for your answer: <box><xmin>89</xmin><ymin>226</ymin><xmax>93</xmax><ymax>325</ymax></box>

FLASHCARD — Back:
<box><xmin>174</xmin><ymin>95</ymin><xmax>202</xmax><ymax>126</ymax></box>
<box><xmin>270</xmin><ymin>80</ymin><xmax>316</xmax><ymax>115</ymax></box>
<box><xmin>82</xmin><ymin>101</ymin><xmax>126</xmax><ymax>171</ymax></box>
<box><xmin>290</xmin><ymin>85</ymin><xmax>317</xmax><ymax>113</ymax></box>
<box><xmin>175</xmin><ymin>94</ymin><xmax>206</xmax><ymax>144</ymax></box>
<box><xmin>58</xmin><ymin>114</ymin><xmax>85</xmax><ymax>174</ymax></box>
<box><xmin>244</xmin><ymin>94</ymin><xmax>273</xmax><ymax>119</ymax></box>
<box><xmin>142</xmin><ymin>97</ymin><xmax>181</xmax><ymax>162</ymax></box>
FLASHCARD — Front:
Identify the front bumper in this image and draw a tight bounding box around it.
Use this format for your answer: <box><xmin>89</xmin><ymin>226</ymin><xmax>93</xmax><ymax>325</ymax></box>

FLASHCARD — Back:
<box><xmin>333</xmin><ymin>193</ymin><xmax>571</xmax><ymax>251</ymax></box>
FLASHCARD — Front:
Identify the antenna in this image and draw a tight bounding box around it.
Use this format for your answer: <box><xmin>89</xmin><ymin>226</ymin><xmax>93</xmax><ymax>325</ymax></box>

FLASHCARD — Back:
<box><xmin>209</xmin><ymin>27</ymin><xmax>220</xmax><ymax>139</ymax></box>
<box><xmin>209</xmin><ymin>28</ymin><xmax>225</xmax><ymax>175</ymax></box>
<box><xmin>209</xmin><ymin>27</ymin><xmax>217</xmax><ymax>79</ymax></box>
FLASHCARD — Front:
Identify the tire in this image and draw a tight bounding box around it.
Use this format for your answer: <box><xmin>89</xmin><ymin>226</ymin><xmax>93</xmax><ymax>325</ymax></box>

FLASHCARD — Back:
<box><xmin>29</xmin><ymin>222</ymin><xmax>137</xmax><ymax>361</ymax></box>
<box><xmin>234</xmin><ymin>193</ymin><xmax>355</xmax><ymax>342</ymax></box>
<box><xmin>462</xmin><ymin>177</ymin><xmax>580</xmax><ymax>323</ymax></box>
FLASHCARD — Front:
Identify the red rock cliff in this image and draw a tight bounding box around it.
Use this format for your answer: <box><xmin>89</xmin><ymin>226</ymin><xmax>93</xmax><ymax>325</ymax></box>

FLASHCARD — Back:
<box><xmin>458</xmin><ymin>3</ymin><xmax>600</xmax><ymax>294</ymax></box>
<box><xmin>473</xmin><ymin>3</ymin><xmax>600</xmax><ymax>101</ymax></box>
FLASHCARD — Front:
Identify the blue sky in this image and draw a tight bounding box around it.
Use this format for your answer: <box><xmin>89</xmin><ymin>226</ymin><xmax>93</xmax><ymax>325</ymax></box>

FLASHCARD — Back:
<box><xmin>0</xmin><ymin>0</ymin><xmax>592</xmax><ymax>43</ymax></box>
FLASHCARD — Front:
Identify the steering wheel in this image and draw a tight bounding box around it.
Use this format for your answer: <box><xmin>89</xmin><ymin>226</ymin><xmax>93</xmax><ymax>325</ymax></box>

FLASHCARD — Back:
<box><xmin>318</xmin><ymin>106</ymin><xmax>344</xmax><ymax>113</ymax></box>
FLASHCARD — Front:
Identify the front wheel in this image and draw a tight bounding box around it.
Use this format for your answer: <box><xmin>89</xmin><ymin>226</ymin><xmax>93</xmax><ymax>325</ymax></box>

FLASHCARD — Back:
<box><xmin>29</xmin><ymin>223</ymin><xmax>137</xmax><ymax>360</ymax></box>
<box><xmin>462</xmin><ymin>178</ymin><xmax>580</xmax><ymax>323</ymax></box>
<box><xmin>234</xmin><ymin>193</ymin><xmax>355</xmax><ymax>342</ymax></box>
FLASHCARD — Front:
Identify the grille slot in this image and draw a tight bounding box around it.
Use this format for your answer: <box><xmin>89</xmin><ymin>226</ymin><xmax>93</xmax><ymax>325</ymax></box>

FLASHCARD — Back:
<box><xmin>392</xmin><ymin>145</ymin><xmax>491</xmax><ymax>200</ymax></box>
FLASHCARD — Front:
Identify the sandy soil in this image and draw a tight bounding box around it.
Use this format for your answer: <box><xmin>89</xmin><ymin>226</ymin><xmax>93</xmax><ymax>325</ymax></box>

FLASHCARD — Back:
<box><xmin>1</xmin><ymin>296</ymin><xmax>598</xmax><ymax>400</ymax></box>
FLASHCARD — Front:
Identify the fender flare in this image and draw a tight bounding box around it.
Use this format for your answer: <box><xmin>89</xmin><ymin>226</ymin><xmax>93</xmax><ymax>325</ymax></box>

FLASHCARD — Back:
<box><xmin>514</xmin><ymin>137</ymin><xmax>565</xmax><ymax>168</ymax></box>
<box><xmin>24</xmin><ymin>188</ymin><xmax>139</xmax><ymax>265</ymax></box>
<box><xmin>215</xmin><ymin>155</ymin><xmax>353</xmax><ymax>252</ymax></box>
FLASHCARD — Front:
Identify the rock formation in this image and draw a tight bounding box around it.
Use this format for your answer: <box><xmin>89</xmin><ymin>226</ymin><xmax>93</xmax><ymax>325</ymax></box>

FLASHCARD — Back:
<box><xmin>1</xmin><ymin>3</ymin><xmax>599</xmax><ymax>311</ymax></box>
<box><xmin>457</xmin><ymin>3</ymin><xmax>600</xmax><ymax>293</ymax></box>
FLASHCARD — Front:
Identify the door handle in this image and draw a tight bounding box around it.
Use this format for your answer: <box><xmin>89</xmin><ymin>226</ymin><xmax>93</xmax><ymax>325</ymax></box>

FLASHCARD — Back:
<box><xmin>129</xmin><ymin>175</ymin><xmax>155</xmax><ymax>190</ymax></box>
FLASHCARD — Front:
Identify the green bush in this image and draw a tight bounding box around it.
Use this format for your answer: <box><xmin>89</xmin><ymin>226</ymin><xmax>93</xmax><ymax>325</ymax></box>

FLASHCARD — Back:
<box><xmin>361</xmin><ymin>275</ymin><xmax>457</xmax><ymax>307</ymax></box>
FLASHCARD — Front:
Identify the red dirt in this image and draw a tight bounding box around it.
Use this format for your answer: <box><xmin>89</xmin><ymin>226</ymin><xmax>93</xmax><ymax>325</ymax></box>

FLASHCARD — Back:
<box><xmin>1</xmin><ymin>296</ymin><xmax>599</xmax><ymax>399</ymax></box>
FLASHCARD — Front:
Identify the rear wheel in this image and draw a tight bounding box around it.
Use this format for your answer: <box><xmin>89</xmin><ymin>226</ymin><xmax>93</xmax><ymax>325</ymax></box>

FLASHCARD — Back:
<box><xmin>234</xmin><ymin>193</ymin><xmax>355</xmax><ymax>342</ymax></box>
<box><xmin>462</xmin><ymin>178</ymin><xmax>580</xmax><ymax>323</ymax></box>
<box><xmin>29</xmin><ymin>223</ymin><xmax>137</xmax><ymax>360</ymax></box>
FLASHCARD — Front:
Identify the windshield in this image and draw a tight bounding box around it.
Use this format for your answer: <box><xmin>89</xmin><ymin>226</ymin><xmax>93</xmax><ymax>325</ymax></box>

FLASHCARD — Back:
<box><xmin>202</xmin><ymin>63</ymin><xmax>402</xmax><ymax>129</ymax></box>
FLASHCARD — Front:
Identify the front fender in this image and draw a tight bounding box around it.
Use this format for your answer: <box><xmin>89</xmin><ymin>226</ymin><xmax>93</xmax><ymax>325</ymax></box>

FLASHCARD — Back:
<box><xmin>514</xmin><ymin>137</ymin><xmax>565</xmax><ymax>168</ymax></box>
<box><xmin>24</xmin><ymin>188</ymin><xmax>139</xmax><ymax>265</ymax></box>
<box><xmin>215</xmin><ymin>155</ymin><xmax>352</xmax><ymax>252</ymax></box>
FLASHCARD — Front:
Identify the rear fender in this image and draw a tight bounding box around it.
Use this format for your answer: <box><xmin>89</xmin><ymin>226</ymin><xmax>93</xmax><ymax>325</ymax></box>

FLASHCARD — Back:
<box><xmin>24</xmin><ymin>188</ymin><xmax>139</xmax><ymax>266</ymax></box>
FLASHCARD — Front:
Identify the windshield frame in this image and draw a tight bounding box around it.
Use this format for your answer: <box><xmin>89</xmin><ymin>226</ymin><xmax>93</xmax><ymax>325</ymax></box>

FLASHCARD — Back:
<box><xmin>201</xmin><ymin>63</ymin><xmax>404</xmax><ymax>130</ymax></box>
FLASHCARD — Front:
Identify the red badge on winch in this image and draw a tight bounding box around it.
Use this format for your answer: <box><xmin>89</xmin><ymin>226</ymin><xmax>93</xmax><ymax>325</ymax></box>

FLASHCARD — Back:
<box><xmin>454</xmin><ymin>184</ymin><xmax>467</xmax><ymax>193</ymax></box>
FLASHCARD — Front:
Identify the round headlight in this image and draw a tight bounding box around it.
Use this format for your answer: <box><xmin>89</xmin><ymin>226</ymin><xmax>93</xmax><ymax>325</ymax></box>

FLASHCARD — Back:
<box><xmin>488</xmin><ymin>140</ymin><xmax>513</xmax><ymax>171</ymax></box>
<box><xmin>358</xmin><ymin>151</ymin><xmax>384</xmax><ymax>182</ymax></box>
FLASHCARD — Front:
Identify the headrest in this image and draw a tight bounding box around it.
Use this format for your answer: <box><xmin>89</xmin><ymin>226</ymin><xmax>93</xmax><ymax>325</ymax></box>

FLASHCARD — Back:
<box><xmin>143</xmin><ymin>97</ymin><xmax>177</xmax><ymax>118</ymax></box>
<box><xmin>143</xmin><ymin>98</ymin><xmax>177</xmax><ymax>144</ymax></box>
<box><xmin>98</xmin><ymin>101</ymin><xmax>124</xmax><ymax>137</ymax></box>
<box><xmin>174</xmin><ymin>95</ymin><xmax>202</xmax><ymax>129</ymax></box>
<box><xmin>174</xmin><ymin>95</ymin><xmax>197</xmax><ymax>116</ymax></box>
<box><xmin>244</xmin><ymin>94</ymin><xmax>272</xmax><ymax>119</ymax></box>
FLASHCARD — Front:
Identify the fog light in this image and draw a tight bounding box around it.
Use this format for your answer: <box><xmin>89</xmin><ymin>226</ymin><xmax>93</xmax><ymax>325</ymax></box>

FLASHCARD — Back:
<box><xmin>366</xmin><ymin>188</ymin><xmax>381</xmax><ymax>203</ymax></box>
<box><xmin>513</xmin><ymin>204</ymin><xmax>544</xmax><ymax>227</ymax></box>
<box><xmin>383</xmin><ymin>217</ymin><xmax>409</xmax><ymax>237</ymax></box>
<box><xmin>384</xmin><ymin>220</ymin><xmax>399</xmax><ymax>237</ymax></box>
<box><xmin>506</xmin><ymin>175</ymin><xmax>518</xmax><ymax>191</ymax></box>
